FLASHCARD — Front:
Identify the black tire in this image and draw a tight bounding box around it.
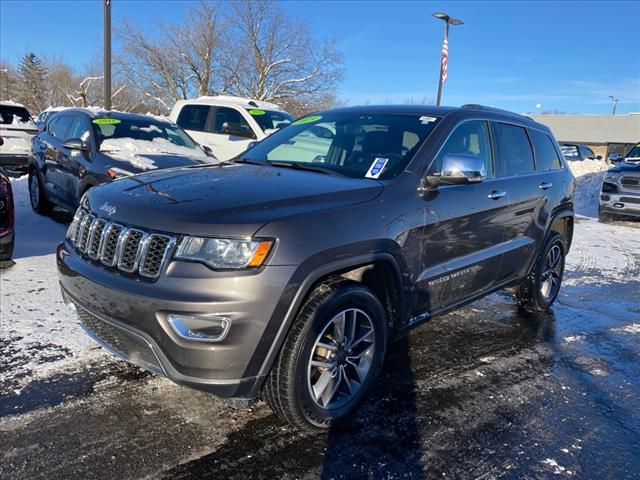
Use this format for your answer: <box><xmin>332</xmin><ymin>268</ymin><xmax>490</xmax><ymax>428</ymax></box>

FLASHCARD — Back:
<box><xmin>29</xmin><ymin>169</ymin><xmax>53</xmax><ymax>215</ymax></box>
<box><xmin>0</xmin><ymin>231</ymin><xmax>14</xmax><ymax>261</ymax></box>
<box><xmin>263</xmin><ymin>278</ymin><xmax>388</xmax><ymax>430</ymax></box>
<box><xmin>515</xmin><ymin>232</ymin><xmax>565</xmax><ymax>312</ymax></box>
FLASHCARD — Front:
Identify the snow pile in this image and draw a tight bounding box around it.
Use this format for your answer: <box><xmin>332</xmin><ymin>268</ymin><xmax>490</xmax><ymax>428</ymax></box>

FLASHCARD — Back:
<box><xmin>99</xmin><ymin>137</ymin><xmax>206</xmax><ymax>170</ymax></box>
<box><xmin>566</xmin><ymin>159</ymin><xmax>610</xmax><ymax>218</ymax></box>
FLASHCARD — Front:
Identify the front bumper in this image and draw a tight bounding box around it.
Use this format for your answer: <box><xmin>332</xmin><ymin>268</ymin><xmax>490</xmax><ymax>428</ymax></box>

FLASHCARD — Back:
<box><xmin>599</xmin><ymin>192</ymin><xmax>640</xmax><ymax>218</ymax></box>
<box><xmin>57</xmin><ymin>240</ymin><xmax>297</xmax><ymax>399</ymax></box>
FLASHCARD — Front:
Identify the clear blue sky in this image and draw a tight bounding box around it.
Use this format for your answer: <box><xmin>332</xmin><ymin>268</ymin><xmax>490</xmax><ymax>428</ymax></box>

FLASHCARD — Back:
<box><xmin>1</xmin><ymin>0</ymin><xmax>639</xmax><ymax>114</ymax></box>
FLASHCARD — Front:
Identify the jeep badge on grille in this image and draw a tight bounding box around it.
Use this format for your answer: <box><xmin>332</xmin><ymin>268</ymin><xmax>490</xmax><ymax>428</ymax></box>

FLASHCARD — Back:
<box><xmin>99</xmin><ymin>202</ymin><xmax>117</xmax><ymax>216</ymax></box>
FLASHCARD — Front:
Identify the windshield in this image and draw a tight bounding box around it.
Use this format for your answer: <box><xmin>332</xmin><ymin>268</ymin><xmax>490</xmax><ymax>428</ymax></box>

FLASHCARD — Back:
<box><xmin>246</xmin><ymin>108</ymin><xmax>294</xmax><ymax>132</ymax></box>
<box><xmin>0</xmin><ymin>105</ymin><xmax>32</xmax><ymax>125</ymax></box>
<box><xmin>241</xmin><ymin>112</ymin><xmax>441</xmax><ymax>179</ymax></box>
<box><xmin>92</xmin><ymin>117</ymin><xmax>201</xmax><ymax>153</ymax></box>
<box><xmin>625</xmin><ymin>143</ymin><xmax>640</xmax><ymax>160</ymax></box>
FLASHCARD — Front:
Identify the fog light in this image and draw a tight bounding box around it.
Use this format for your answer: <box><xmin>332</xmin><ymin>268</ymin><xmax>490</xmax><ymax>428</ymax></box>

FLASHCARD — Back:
<box><xmin>600</xmin><ymin>194</ymin><xmax>610</xmax><ymax>201</ymax></box>
<box><xmin>613</xmin><ymin>203</ymin><xmax>624</xmax><ymax>209</ymax></box>
<box><xmin>167</xmin><ymin>314</ymin><xmax>230</xmax><ymax>343</ymax></box>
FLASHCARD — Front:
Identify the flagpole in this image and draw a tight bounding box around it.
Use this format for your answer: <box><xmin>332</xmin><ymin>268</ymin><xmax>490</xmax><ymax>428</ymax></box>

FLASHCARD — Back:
<box><xmin>435</xmin><ymin>22</ymin><xmax>448</xmax><ymax>106</ymax></box>
<box><xmin>432</xmin><ymin>13</ymin><xmax>463</xmax><ymax>106</ymax></box>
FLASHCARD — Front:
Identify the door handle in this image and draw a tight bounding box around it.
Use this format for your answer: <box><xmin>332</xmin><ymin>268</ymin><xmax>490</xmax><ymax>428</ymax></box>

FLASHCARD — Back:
<box><xmin>488</xmin><ymin>190</ymin><xmax>506</xmax><ymax>200</ymax></box>
<box><xmin>539</xmin><ymin>182</ymin><xmax>553</xmax><ymax>190</ymax></box>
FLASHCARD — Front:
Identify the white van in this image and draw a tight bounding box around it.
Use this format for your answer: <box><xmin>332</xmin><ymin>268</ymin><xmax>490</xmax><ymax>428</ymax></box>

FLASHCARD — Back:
<box><xmin>169</xmin><ymin>96</ymin><xmax>294</xmax><ymax>161</ymax></box>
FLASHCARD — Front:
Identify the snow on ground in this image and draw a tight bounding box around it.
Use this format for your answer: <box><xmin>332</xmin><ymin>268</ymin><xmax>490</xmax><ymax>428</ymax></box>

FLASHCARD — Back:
<box><xmin>1</xmin><ymin>177</ymin><xmax>108</xmax><ymax>392</ymax></box>
<box><xmin>0</xmin><ymin>160</ymin><xmax>637</xmax><ymax>393</ymax></box>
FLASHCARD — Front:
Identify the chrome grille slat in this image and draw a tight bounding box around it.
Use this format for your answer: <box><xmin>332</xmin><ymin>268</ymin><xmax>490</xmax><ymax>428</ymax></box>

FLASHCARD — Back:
<box><xmin>69</xmin><ymin>209</ymin><xmax>175</xmax><ymax>279</ymax></box>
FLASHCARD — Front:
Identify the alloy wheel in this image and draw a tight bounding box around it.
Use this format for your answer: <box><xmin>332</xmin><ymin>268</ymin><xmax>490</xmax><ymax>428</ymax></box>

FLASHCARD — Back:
<box><xmin>307</xmin><ymin>308</ymin><xmax>375</xmax><ymax>409</ymax></box>
<box><xmin>540</xmin><ymin>244</ymin><xmax>563</xmax><ymax>301</ymax></box>
<box><xmin>30</xmin><ymin>174</ymin><xmax>40</xmax><ymax>208</ymax></box>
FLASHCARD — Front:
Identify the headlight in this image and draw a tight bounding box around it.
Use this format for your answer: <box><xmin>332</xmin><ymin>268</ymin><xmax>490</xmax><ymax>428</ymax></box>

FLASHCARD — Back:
<box><xmin>108</xmin><ymin>167</ymin><xmax>134</xmax><ymax>179</ymax></box>
<box><xmin>175</xmin><ymin>236</ymin><xmax>273</xmax><ymax>269</ymax></box>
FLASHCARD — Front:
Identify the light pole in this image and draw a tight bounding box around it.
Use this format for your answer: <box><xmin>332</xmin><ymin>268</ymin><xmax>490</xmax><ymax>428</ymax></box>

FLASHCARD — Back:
<box><xmin>0</xmin><ymin>69</ymin><xmax>9</xmax><ymax>100</ymax></box>
<box><xmin>104</xmin><ymin>0</ymin><xmax>112</xmax><ymax>111</ymax></box>
<box><xmin>432</xmin><ymin>12</ymin><xmax>463</xmax><ymax>106</ymax></box>
<box><xmin>609</xmin><ymin>96</ymin><xmax>618</xmax><ymax>115</ymax></box>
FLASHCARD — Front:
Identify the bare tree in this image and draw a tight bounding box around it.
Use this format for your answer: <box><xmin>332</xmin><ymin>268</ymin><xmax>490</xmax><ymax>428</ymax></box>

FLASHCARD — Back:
<box><xmin>227</xmin><ymin>0</ymin><xmax>344</xmax><ymax>113</ymax></box>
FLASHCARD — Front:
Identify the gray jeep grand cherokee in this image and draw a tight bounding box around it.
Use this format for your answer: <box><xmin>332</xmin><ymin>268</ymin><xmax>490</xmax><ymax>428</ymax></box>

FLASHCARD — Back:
<box><xmin>57</xmin><ymin>105</ymin><xmax>575</xmax><ymax>429</ymax></box>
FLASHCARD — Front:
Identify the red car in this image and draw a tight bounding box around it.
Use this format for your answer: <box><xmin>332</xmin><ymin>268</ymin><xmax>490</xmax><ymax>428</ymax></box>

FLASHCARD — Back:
<box><xmin>0</xmin><ymin>139</ymin><xmax>15</xmax><ymax>261</ymax></box>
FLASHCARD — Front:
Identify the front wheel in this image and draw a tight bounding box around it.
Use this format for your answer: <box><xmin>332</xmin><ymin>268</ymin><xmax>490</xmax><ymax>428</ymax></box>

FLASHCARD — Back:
<box><xmin>263</xmin><ymin>278</ymin><xmax>388</xmax><ymax>430</ymax></box>
<box><xmin>515</xmin><ymin>232</ymin><xmax>565</xmax><ymax>312</ymax></box>
<box><xmin>29</xmin><ymin>170</ymin><xmax>53</xmax><ymax>215</ymax></box>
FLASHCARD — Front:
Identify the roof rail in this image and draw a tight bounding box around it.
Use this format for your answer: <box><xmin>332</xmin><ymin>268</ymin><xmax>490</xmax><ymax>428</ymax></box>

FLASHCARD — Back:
<box><xmin>461</xmin><ymin>104</ymin><xmax>532</xmax><ymax>121</ymax></box>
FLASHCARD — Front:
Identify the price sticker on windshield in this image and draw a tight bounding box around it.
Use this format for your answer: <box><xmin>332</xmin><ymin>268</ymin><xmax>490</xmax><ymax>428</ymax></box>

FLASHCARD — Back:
<box><xmin>248</xmin><ymin>109</ymin><xmax>266</xmax><ymax>116</ymax></box>
<box><xmin>92</xmin><ymin>118</ymin><xmax>121</xmax><ymax>125</ymax></box>
<box><xmin>365</xmin><ymin>157</ymin><xmax>388</xmax><ymax>179</ymax></box>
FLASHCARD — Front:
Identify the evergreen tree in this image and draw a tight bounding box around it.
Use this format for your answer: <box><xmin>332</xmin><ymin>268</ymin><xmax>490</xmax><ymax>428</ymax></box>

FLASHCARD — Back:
<box><xmin>17</xmin><ymin>52</ymin><xmax>47</xmax><ymax>112</ymax></box>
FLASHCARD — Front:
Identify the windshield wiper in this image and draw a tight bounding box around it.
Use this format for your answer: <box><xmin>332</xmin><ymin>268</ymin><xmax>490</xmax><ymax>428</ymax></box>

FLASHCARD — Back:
<box><xmin>231</xmin><ymin>157</ymin><xmax>268</xmax><ymax>166</ymax></box>
<box><xmin>268</xmin><ymin>161</ymin><xmax>344</xmax><ymax>176</ymax></box>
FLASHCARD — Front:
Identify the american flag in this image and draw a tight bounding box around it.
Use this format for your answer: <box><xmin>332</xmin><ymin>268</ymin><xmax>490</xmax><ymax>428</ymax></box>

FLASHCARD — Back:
<box><xmin>440</xmin><ymin>35</ymin><xmax>449</xmax><ymax>83</ymax></box>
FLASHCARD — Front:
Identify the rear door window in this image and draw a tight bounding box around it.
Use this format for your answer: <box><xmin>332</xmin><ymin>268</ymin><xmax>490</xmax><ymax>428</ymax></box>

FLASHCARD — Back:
<box><xmin>530</xmin><ymin>130</ymin><xmax>562</xmax><ymax>171</ymax></box>
<box><xmin>176</xmin><ymin>105</ymin><xmax>211</xmax><ymax>132</ymax></box>
<box><xmin>494</xmin><ymin>123</ymin><xmax>535</xmax><ymax>176</ymax></box>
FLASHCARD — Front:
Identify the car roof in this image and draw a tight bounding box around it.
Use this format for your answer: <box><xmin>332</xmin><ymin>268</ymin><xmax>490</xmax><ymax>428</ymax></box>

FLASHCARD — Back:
<box><xmin>177</xmin><ymin>95</ymin><xmax>286</xmax><ymax>112</ymax></box>
<box><xmin>311</xmin><ymin>103</ymin><xmax>544</xmax><ymax>128</ymax></box>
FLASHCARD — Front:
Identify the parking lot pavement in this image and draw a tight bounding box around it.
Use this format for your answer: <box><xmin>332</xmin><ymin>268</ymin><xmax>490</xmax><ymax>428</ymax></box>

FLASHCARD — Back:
<box><xmin>1</xmin><ymin>179</ymin><xmax>639</xmax><ymax>479</ymax></box>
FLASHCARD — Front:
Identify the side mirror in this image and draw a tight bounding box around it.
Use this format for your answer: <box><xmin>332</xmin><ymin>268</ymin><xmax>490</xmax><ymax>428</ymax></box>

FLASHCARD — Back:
<box><xmin>222</xmin><ymin>122</ymin><xmax>255</xmax><ymax>139</ymax></box>
<box><xmin>596</xmin><ymin>155</ymin><xmax>602</xmax><ymax>161</ymax></box>
<box><xmin>201</xmin><ymin>145</ymin><xmax>215</xmax><ymax>157</ymax></box>
<box><xmin>63</xmin><ymin>138</ymin><xmax>89</xmax><ymax>151</ymax></box>
<box><xmin>608</xmin><ymin>152</ymin><xmax>620</xmax><ymax>164</ymax></box>
<box><xmin>434</xmin><ymin>153</ymin><xmax>486</xmax><ymax>185</ymax></box>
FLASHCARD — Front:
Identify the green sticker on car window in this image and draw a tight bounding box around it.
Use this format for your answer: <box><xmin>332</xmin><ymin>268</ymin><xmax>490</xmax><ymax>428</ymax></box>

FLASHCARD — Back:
<box><xmin>92</xmin><ymin>118</ymin><xmax>121</xmax><ymax>125</ymax></box>
<box><xmin>248</xmin><ymin>109</ymin><xmax>266</xmax><ymax>116</ymax></box>
<box><xmin>292</xmin><ymin>115</ymin><xmax>322</xmax><ymax>125</ymax></box>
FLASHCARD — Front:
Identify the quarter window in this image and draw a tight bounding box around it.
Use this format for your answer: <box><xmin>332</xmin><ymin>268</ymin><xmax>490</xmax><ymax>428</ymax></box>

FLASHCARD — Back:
<box><xmin>432</xmin><ymin>121</ymin><xmax>493</xmax><ymax>177</ymax></box>
<box><xmin>176</xmin><ymin>105</ymin><xmax>210</xmax><ymax>132</ymax></box>
<box><xmin>530</xmin><ymin>130</ymin><xmax>562</xmax><ymax>171</ymax></box>
<box><xmin>494</xmin><ymin>123</ymin><xmax>535</xmax><ymax>176</ymax></box>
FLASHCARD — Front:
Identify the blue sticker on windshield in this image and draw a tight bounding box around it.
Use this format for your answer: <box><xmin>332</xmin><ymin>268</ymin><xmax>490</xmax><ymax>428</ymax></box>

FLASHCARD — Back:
<box><xmin>365</xmin><ymin>157</ymin><xmax>388</xmax><ymax>179</ymax></box>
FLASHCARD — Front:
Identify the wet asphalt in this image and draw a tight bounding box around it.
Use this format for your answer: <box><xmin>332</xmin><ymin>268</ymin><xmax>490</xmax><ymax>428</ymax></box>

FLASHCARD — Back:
<box><xmin>1</xmin><ymin>218</ymin><xmax>639</xmax><ymax>479</ymax></box>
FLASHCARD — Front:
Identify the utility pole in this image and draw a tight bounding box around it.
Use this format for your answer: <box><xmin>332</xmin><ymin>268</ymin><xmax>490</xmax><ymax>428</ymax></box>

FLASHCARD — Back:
<box><xmin>609</xmin><ymin>96</ymin><xmax>618</xmax><ymax>115</ymax></box>
<box><xmin>104</xmin><ymin>0</ymin><xmax>112</xmax><ymax>111</ymax></box>
<box><xmin>432</xmin><ymin>12</ymin><xmax>463</xmax><ymax>106</ymax></box>
<box><xmin>0</xmin><ymin>69</ymin><xmax>9</xmax><ymax>100</ymax></box>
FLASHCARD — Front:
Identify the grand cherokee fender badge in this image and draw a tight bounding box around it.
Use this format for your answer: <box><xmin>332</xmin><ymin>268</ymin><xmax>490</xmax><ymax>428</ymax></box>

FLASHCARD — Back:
<box><xmin>99</xmin><ymin>201</ymin><xmax>117</xmax><ymax>216</ymax></box>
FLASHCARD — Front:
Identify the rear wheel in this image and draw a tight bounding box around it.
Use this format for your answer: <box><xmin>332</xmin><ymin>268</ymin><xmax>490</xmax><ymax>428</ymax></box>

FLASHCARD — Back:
<box><xmin>516</xmin><ymin>232</ymin><xmax>565</xmax><ymax>312</ymax></box>
<box><xmin>263</xmin><ymin>278</ymin><xmax>388</xmax><ymax>430</ymax></box>
<box><xmin>29</xmin><ymin>170</ymin><xmax>53</xmax><ymax>215</ymax></box>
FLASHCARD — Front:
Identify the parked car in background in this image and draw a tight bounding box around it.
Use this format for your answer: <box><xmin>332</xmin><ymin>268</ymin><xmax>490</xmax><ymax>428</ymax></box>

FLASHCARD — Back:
<box><xmin>599</xmin><ymin>143</ymin><xmax>640</xmax><ymax>220</ymax></box>
<box><xmin>170</xmin><ymin>95</ymin><xmax>294</xmax><ymax>161</ymax></box>
<box><xmin>34</xmin><ymin>106</ymin><xmax>68</xmax><ymax>130</ymax></box>
<box><xmin>0</xmin><ymin>165</ymin><xmax>15</xmax><ymax>261</ymax></box>
<box><xmin>58</xmin><ymin>104</ymin><xmax>575</xmax><ymax>429</ymax></box>
<box><xmin>29</xmin><ymin>108</ymin><xmax>216</xmax><ymax>215</ymax></box>
<box><xmin>0</xmin><ymin>101</ymin><xmax>39</xmax><ymax>172</ymax></box>
<box><xmin>560</xmin><ymin>143</ymin><xmax>601</xmax><ymax>162</ymax></box>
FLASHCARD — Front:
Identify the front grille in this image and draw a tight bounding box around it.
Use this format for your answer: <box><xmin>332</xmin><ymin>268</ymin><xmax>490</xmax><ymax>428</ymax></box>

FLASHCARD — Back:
<box><xmin>76</xmin><ymin>306</ymin><xmax>164</xmax><ymax>375</ymax></box>
<box><xmin>621</xmin><ymin>176</ymin><xmax>640</xmax><ymax>190</ymax></box>
<box><xmin>67</xmin><ymin>209</ymin><xmax>176</xmax><ymax>279</ymax></box>
<box><xmin>619</xmin><ymin>196</ymin><xmax>640</xmax><ymax>205</ymax></box>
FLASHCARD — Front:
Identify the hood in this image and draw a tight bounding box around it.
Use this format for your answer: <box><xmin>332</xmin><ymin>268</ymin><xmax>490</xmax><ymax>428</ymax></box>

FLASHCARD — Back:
<box><xmin>104</xmin><ymin>151</ymin><xmax>212</xmax><ymax>173</ymax></box>
<box><xmin>85</xmin><ymin>164</ymin><xmax>383</xmax><ymax>236</ymax></box>
<box><xmin>609</xmin><ymin>161</ymin><xmax>640</xmax><ymax>174</ymax></box>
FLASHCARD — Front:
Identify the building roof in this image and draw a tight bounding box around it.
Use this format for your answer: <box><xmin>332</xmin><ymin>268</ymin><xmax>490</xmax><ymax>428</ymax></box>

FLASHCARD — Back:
<box><xmin>530</xmin><ymin>115</ymin><xmax>640</xmax><ymax>144</ymax></box>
